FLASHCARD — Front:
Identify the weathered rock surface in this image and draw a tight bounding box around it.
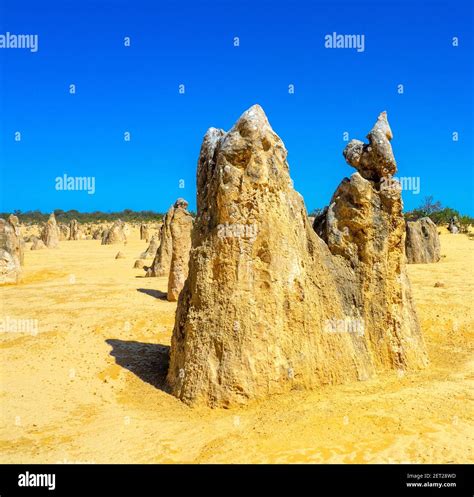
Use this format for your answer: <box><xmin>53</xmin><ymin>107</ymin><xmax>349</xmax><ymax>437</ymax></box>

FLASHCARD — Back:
<box><xmin>405</xmin><ymin>217</ymin><xmax>441</xmax><ymax>264</ymax></box>
<box><xmin>69</xmin><ymin>219</ymin><xmax>81</xmax><ymax>240</ymax></box>
<box><xmin>167</xmin><ymin>105</ymin><xmax>428</xmax><ymax>408</ymax></box>
<box><xmin>140</xmin><ymin>234</ymin><xmax>160</xmax><ymax>259</ymax></box>
<box><xmin>133</xmin><ymin>259</ymin><xmax>145</xmax><ymax>269</ymax></box>
<box><xmin>101</xmin><ymin>220</ymin><xmax>127</xmax><ymax>245</ymax></box>
<box><xmin>146</xmin><ymin>201</ymin><xmax>187</xmax><ymax>277</ymax></box>
<box><xmin>92</xmin><ymin>226</ymin><xmax>106</xmax><ymax>240</ymax></box>
<box><xmin>41</xmin><ymin>213</ymin><xmax>60</xmax><ymax>248</ymax></box>
<box><xmin>7</xmin><ymin>215</ymin><xmax>24</xmax><ymax>266</ymax></box>
<box><xmin>343</xmin><ymin>111</ymin><xmax>397</xmax><ymax>181</ymax></box>
<box><xmin>30</xmin><ymin>237</ymin><xmax>46</xmax><ymax>250</ymax></box>
<box><xmin>0</xmin><ymin>217</ymin><xmax>23</xmax><ymax>284</ymax></box>
<box><xmin>315</xmin><ymin>111</ymin><xmax>427</xmax><ymax>373</ymax></box>
<box><xmin>167</xmin><ymin>203</ymin><xmax>193</xmax><ymax>301</ymax></box>
<box><xmin>140</xmin><ymin>224</ymin><xmax>149</xmax><ymax>241</ymax></box>
<box><xmin>448</xmin><ymin>216</ymin><xmax>460</xmax><ymax>234</ymax></box>
<box><xmin>58</xmin><ymin>223</ymin><xmax>70</xmax><ymax>241</ymax></box>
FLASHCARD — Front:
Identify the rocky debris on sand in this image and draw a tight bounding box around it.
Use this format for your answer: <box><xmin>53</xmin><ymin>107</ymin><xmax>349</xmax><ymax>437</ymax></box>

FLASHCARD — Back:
<box><xmin>405</xmin><ymin>217</ymin><xmax>441</xmax><ymax>264</ymax></box>
<box><xmin>115</xmin><ymin>251</ymin><xmax>125</xmax><ymax>259</ymax></box>
<box><xmin>167</xmin><ymin>105</ymin><xmax>428</xmax><ymax>408</ymax></box>
<box><xmin>133</xmin><ymin>259</ymin><xmax>145</xmax><ymax>269</ymax></box>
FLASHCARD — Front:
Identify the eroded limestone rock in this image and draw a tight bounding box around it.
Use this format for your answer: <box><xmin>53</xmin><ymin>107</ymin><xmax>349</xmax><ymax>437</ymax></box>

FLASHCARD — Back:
<box><xmin>316</xmin><ymin>111</ymin><xmax>428</xmax><ymax>373</ymax></box>
<box><xmin>167</xmin><ymin>203</ymin><xmax>193</xmax><ymax>301</ymax></box>
<box><xmin>140</xmin><ymin>224</ymin><xmax>149</xmax><ymax>241</ymax></box>
<box><xmin>58</xmin><ymin>223</ymin><xmax>70</xmax><ymax>241</ymax></box>
<box><xmin>101</xmin><ymin>220</ymin><xmax>126</xmax><ymax>245</ymax></box>
<box><xmin>41</xmin><ymin>213</ymin><xmax>60</xmax><ymax>248</ymax></box>
<box><xmin>146</xmin><ymin>201</ymin><xmax>186</xmax><ymax>277</ymax></box>
<box><xmin>30</xmin><ymin>237</ymin><xmax>46</xmax><ymax>250</ymax></box>
<box><xmin>69</xmin><ymin>219</ymin><xmax>81</xmax><ymax>240</ymax></box>
<box><xmin>167</xmin><ymin>106</ymin><xmax>427</xmax><ymax>408</ymax></box>
<box><xmin>140</xmin><ymin>234</ymin><xmax>160</xmax><ymax>259</ymax></box>
<box><xmin>0</xmin><ymin>216</ymin><xmax>23</xmax><ymax>284</ymax></box>
<box><xmin>343</xmin><ymin>111</ymin><xmax>396</xmax><ymax>181</ymax></box>
<box><xmin>406</xmin><ymin>217</ymin><xmax>441</xmax><ymax>264</ymax></box>
<box><xmin>7</xmin><ymin>215</ymin><xmax>24</xmax><ymax>266</ymax></box>
<box><xmin>448</xmin><ymin>216</ymin><xmax>460</xmax><ymax>234</ymax></box>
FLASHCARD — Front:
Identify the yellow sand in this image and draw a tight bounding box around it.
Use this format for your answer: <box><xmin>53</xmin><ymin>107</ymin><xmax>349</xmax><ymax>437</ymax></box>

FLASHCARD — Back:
<box><xmin>1</xmin><ymin>230</ymin><xmax>472</xmax><ymax>463</ymax></box>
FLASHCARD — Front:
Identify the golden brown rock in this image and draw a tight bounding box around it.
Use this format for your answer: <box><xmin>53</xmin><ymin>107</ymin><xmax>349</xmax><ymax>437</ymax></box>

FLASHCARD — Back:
<box><xmin>316</xmin><ymin>112</ymin><xmax>428</xmax><ymax>372</ymax></box>
<box><xmin>146</xmin><ymin>200</ymin><xmax>188</xmax><ymax>277</ymax></box>
<box><xmin>167</xmin><ymin>203</ymin><xmax>193</xmax><ymax>302</ymax></box>
<box><xmin>406</xmin><ymin>217</ymin><xmax>441</xmax><ymax>264</ymax></box>
<box><xmin>140</xmin><ymin>224</ymin><xmax>149</xmax><ymax>241</ymax></box>
<box><xmin>58</xmin><ymin>223</ymin><xmax>70</xmax><ymax>241</ymax></box>
<box><xmin>101</xmin><ymin>220</ymin><xmax>127</xmax><ymax>245</ymax></box>
<box><xmin>140</xmin><ymin>234</ymin><xmax>160</xmax><ymax>259</ymax></box>
<box><xmin>0</xmin><ymin>217</ymin><xmax>23</xmax><ymax>284</ymax></box>
<box><xmin>30</xmin><ymin>237</ymin><xmax>46</xmax><ymax>250</ymax></box>
<box><xmin>69</xmin><ymin>219</ymin><xmax>81</xmax><ymax>240</ymax></box>
<box><xmin>133</xmin><ymin>259</ymin><xmax>145</xmax><ymax>269</ymax></box>
<box><xmin>41</xmin><ymin>213</ymin><xmax>60</xmax><ymax>248</ymax></box>
<box><xmin>7</xmin><ymin>214</ymin><xmax>24</xmax><ymax>266</ymax></box>
<box><xmin>167</xmin><ymin>105</ymin><xmax>427</xmax><ymax>408</ymax></box>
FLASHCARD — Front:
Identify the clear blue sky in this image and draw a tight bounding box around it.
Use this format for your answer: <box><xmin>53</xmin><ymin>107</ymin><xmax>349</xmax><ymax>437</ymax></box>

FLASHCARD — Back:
<box><xmin>0</xmin><ymin>0</ymin><xmax>472</xmax><ymax>214</ymax></box>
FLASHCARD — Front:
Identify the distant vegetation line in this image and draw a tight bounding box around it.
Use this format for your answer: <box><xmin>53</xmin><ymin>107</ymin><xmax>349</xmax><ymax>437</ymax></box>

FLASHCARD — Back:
<box><xmin>1</xmin><ymin>209</ymin><xmax>167</xmax><ymax>224</ymax></box>
<box><xmin>3</xmin><ymin>197</ymin><xmax>473</xmax><ymax>228</ymax></box>
<box><xmin>404</xmin><ymin>196</ymin><xmax>474</xmax><ymax>229</ymax></box>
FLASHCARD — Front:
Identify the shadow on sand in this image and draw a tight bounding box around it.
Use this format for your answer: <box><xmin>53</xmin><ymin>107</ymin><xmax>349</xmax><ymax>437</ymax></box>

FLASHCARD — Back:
<box><xmin>136</xmin><ymin>288</ymin><xmax>167</xmax><ymax>300</ymax></box>
<box><xmin>105</xmin><ymin>339</ymin><xmax>170</xmax><ymax>391</ymax></box>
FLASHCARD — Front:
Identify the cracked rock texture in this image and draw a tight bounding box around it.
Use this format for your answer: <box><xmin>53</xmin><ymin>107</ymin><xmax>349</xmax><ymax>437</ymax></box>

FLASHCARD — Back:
<box><xmin>101</xmin><ymin>220</ymin><xmax>127</xmax><ymax>245</ymax></box>
<box><xmin>140</xmin><ymin>234</ymin><xmax>160</xmax><ymax>259</ymax></box>
<box><xmin>69</xmin><ymin>219</ymin><xmax>82</xmax><ymax>240</ymax></box>
<box><xmin>167</xmin><ymin>106</ymin><xmax>428</xmax><ymax>407</ymax></box>
<box><xmin>167</xmin><ymin>203</ymin><xmax>193</xmax><ymax>302</ymax></box>
<box><xmin>0</xmin><ymin>216</ymin><xmax>23</xmax><ymax>284</ymax></box>
<box><xmin>146</xmin><ymin>199</ymin><xmax>189</xmax><ymax>277</ymax></box>
<box><xmin>140</xmin><ymin>224</ymin><xmax>149</xmax><ymax>241</ymax></box>
<box><xmin>405</xmin><ymin>217</ymin><xmax>441</xmax><ymax>264</ymax></box>
<box><xmin>41</xmin><ymin>213</ymin><xmax>60</xmax><ymax>248</ymax></box>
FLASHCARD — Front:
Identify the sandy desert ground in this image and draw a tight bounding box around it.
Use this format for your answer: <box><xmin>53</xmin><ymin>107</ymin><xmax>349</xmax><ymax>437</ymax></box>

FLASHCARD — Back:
<box><xmin>0</xmin><ymin>228</ymin><xmax>473</xmax><ymax>464</ymax></box>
